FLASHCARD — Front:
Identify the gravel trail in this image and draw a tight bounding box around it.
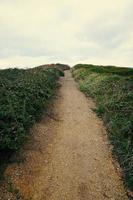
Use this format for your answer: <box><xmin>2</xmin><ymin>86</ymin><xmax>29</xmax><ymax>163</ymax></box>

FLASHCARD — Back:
<box><xmin>2</xmin><ymin>71</ymin><xmax>128</xmax><ymax>200</ymax></box>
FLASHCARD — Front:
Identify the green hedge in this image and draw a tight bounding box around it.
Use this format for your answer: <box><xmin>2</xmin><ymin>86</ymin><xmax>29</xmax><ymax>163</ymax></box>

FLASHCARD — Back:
<box><xmin>72</xmin><ymin>64</ymin><xmax>133</xmax><ymax>191</ymax></box>
<box><xmin>0</xmin><ymin>67</ymin><xmax>62</xmax><ymax>150</ymax></box>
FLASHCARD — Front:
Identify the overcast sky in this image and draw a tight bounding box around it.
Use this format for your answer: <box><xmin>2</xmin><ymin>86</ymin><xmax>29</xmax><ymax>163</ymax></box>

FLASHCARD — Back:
<box><xmin>0</xmin><ymin>0</ymin><xmax>133</xmax><ymax>68</ymax></box>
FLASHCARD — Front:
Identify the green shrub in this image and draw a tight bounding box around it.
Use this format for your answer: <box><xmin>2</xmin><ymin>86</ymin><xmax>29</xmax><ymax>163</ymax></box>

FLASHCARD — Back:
<box><xmin>0</xmin><ymin>67</ymin><xmax>61</xmax><ymax>150</ymax></box>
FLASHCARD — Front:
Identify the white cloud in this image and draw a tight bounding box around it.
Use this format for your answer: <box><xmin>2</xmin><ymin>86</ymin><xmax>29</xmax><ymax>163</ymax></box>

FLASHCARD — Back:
<box><xmin>0</xmin><ymin>0</ymin><xmax>132</xmax><ymax>68</ymax></box>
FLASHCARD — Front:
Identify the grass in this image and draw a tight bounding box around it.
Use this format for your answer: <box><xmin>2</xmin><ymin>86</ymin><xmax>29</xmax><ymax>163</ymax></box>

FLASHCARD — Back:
<box><xmin>72</xmin><ymin>64</ymin><xmax>133</xmax><ymax>191</ymax></box>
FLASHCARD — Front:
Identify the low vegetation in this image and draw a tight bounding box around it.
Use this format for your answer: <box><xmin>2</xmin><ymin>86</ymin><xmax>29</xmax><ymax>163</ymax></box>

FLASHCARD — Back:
<box><xmin>37</xmin><ymin>63</ymin><xmax>70</xmax><ymax>71</ymax></box>
<box><xmin>0</xmin><ymin>67</ymin><xmax>63</xmax><ymax>150</ymax></box>
<box><xmin>72</xmin><ymin>64</ymin><xmax>133</xmax><ymax>191</ymax></box>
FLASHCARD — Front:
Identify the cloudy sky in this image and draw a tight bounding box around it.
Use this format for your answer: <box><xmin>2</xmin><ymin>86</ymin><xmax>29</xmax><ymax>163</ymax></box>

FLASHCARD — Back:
<box><xmin>0</xmin><ymin>0</ymin><xmax>133</xmax><ymax>68</ymax></box>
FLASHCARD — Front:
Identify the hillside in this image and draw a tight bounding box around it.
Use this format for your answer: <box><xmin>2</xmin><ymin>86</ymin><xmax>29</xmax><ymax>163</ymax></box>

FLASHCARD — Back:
<box><xmin>0</xmin><ymin>64</ymin><xmax>132</xmax><ymax>199</ymax></box>
<box><xmin>72</xmin><ymin>64</ymin><xmax>133</xmax><ymax>192</ymax></box>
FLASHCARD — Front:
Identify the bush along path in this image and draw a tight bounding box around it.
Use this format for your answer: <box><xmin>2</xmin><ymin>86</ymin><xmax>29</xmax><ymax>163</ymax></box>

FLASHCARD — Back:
<box><xmin>0</xmin><ymin>66</ymin><xmax>64</xmax><ymax>183</ymax></box>
<box><xmin>0</xmin><ymin>67</ymin><xmax>63</xmax><ymax>150</ymax></box>
<box><xmin>0</xmin><ymin>70</ymin><xmax>128</xmax><ymax>200</ymax></box>
<box><xmin>72</xmin><ymin>64</ymin><xmax>133</xmax><ymax>196</ymax></box>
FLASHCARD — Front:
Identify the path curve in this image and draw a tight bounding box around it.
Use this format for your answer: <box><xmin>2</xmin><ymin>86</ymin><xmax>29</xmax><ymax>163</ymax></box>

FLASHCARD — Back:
<box><xmin>4</xmin><ymin>71</ymin><xmax>128</xmax><ymax>200</ymax></box>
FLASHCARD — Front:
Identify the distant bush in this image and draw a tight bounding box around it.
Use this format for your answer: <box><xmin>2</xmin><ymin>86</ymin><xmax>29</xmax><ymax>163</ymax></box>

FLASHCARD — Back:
<box><xmin>0</xmin><ymin>67</ymin><xmax>62</xmax><ymax>150</ymax></box>
<box><xmin>72</xmin><ymin>64</ymin><xmax>133</xmax><ymax>191</ymax></box>
<box><xmin>37</xmin><ymin>63</ymin><xmax>70</xmax><ymax>71</ymax></box>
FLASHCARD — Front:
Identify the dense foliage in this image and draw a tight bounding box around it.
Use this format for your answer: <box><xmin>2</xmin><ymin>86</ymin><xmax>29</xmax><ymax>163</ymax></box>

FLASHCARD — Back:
<box><xmin>0</xmin><ymin>67</ymin><xmax>62</xmax><ymax>150</ymax></box>
<box><xmin>37</xmin><ymin>63</ymin><xmax>70</xmax><ymax>71</ymax></box>
<box><xmin>72</xmin><ymin>64</ymin><xmax>133</xmax><ymax>190</ymax></box>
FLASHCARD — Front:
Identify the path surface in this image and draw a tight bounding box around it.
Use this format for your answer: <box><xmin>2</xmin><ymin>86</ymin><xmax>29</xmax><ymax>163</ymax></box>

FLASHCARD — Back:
<box><xmin>3</xmin><ymin>71</ymin><xmax>128</xmax><ymax>200</ymax></box>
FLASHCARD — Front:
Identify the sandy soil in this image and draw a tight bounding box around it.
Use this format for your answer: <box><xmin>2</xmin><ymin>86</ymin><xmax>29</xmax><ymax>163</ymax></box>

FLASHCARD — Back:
<box><xmin>0</xmin><ymin>71</ymin><xmax>128</xmax><ymax>200</ymax></box>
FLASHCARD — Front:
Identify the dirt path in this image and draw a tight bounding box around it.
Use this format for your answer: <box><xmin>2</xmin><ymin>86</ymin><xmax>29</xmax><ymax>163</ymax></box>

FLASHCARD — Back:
<box><xmin>2</xmin><ymin>71</ymin><xmax>128</xmax><ymax>200</ymax></box>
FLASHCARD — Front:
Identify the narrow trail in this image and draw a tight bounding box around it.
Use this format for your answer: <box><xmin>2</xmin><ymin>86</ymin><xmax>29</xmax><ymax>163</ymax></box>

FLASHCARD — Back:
<box><xmin>3</xmin><ymin>71</ymin><xmax>128</xmax><ymax>200</ymax></box>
